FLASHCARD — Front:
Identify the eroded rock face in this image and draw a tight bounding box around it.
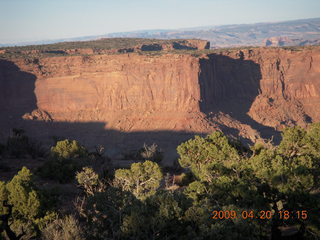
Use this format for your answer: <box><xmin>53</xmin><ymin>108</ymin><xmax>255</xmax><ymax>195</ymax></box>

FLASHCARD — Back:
<box><xmin>22</xmin><ymin>109</ymin><xmax>53</xmax><ymax>122</ymax></box>
<box><xmin>32</xmin><ymin>54</ymin><xmax>201</xmax><ymax>118</ymax></box>
<box><xmin>199</xmin><ymin>48</ymin><xmax>320</xmax><ymax>131</ymax></box>
<box><xmin>0</xmin><ymin>46</ymin><xmax>319</xmax><ymax>163</ymax></box>
<box><xmin>185</xmin><ymin>39</ymin><xmax>210</xmax><ymax>50</ymax></box>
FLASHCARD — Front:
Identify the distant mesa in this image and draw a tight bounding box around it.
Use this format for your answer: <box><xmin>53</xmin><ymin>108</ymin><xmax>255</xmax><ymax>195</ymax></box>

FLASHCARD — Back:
<box><xmin>263</xmin><ymin>36</ymin><xmax>320</xmax><ymax>47</ymax></box>
<box><xmin>264</xmin><ymin>36</ymin><xmax>292</xmax><ymax>47</ymax></box>
<box><xmin>0</xmin><ymin>39</ymin><xmax>210</xmax><ymax>58</ymax></box>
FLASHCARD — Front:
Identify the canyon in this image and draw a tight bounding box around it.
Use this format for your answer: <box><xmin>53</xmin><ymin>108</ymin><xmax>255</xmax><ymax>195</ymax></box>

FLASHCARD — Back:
<box><xmin>0</xmin><ymin>43</ymin><xmax>319</xmax><ymax>164</ymax></box>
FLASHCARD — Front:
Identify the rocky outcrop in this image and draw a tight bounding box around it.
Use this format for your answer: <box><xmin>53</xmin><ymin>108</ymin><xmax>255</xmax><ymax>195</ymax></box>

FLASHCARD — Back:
<box><xmin>0</xmin><ymin>46</ymin><xmax>319</xmax><ymax>163</ymax></box>
<box><xmin>22</xmin><ymin>109</ymin><xmax>53</xmax><ymax>122</ymax></box>
<box><xmin>134</xmin><ymin>40</ymin><xmax>210</xmax><ymax>51</ymax></box>
<box><xmin>184</xmin><ymin>39</ymin><xmax>210</xmax><ymax>50</ymax></box>
<box><xmin>264</xmin><ymin>37</ymin><xmax>292</xmax><ymax>47</ymax></box>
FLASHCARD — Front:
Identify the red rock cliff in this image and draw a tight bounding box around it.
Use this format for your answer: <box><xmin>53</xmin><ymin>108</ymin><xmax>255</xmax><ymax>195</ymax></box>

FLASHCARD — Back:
<box><xmin>199</xmin><ymin>47</ymin><xmax>320</xmax><ymax>132</ymax></box>
<box><xmin>0</xmin><ymin>46</ymin><xmax>319</xmax><ymax>162</ymax></box>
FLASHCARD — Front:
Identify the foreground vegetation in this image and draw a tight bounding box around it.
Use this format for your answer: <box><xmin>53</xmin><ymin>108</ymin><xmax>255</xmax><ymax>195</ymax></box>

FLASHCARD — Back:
<box><xmin>0</xmin><ymin>123</ymin><xmax>319</xmax><ymax>239</ymax></box>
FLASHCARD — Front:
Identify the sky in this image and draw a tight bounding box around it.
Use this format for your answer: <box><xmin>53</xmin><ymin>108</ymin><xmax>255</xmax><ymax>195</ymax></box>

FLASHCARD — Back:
<box><xmin>0</xmin><ymin>0</ymin><xmax>320</xmax><ymax>44</ymax></box>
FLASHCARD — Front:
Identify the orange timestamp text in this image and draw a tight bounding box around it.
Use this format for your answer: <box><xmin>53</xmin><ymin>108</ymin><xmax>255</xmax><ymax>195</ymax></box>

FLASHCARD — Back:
<box><xmin>211</xmin><ymin>210</ymin><xmax>308</xmax><ymax>220</ymax></box>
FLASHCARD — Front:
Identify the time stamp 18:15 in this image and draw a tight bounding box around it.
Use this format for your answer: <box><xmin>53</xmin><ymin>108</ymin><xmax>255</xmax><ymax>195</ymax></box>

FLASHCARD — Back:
<box><xmin>211</xmin><ymin>210</ymin><xmax>308</xmax><ymax>220</ymax></box>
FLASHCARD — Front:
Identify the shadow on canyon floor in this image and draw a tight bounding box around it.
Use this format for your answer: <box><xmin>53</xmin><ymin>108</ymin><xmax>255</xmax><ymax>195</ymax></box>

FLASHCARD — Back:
<box><xmin>0</xmin><ymin>57</ymin><xmax>282</xmax><ymax>163</ymax></box>
<box><xmin>199</xmin><ymin>53</ymin><xmax>281</xmax><ymax>142</ymax></box>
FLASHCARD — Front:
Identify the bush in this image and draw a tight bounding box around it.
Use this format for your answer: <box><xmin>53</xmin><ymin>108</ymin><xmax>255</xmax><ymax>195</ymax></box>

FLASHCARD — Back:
<box><xmin>173</xmin><ymin>172</ymin><xmax>194</xmax><ymax>186</ymax></box>
<box><xmin>120</xmin><ymin>190</ymin><xmax>192</xmax><ymax>240</ymax></box>
<box><xmin>94</xmin><ymin>144</ymin><xmax>105</xmax><ymax>157</ymax></box>
<box><xmin>138</xmin><ymin>143</ymin><xmax>163</xmax><ymax>163</ymax></box>
<box><xmin>75</xmin><ymin>186</ymin><xmax>137</xmax><ymax>239</ymax></box>
<box><xmin>5</xmin><ymin>167</ymin><xmax>42</xmax><ymax>220</ymax></box>
<box><xmin>28</xmin><ymin>140</ymin><xmax>47</xmax><ymax>158</ymax></box>
<box><xmin>122</xmin><ymin>143</ymin><xmax>163</xmax><ymax>163</ymax></box>
<box><xmin>6</xmin><ymin>129</ymin><xmax>30</xmax><ymax>158</ymax></box>
<box><xmin>38</xmin><ymin>158</ymin><xmax>82</xmax><ymax>183</ymax></box>
<box><xmin>51</xmin><ymin>139</ymin><xmax>88</xmax><ymax>160</ymax></box>
<box><xmin>37</xmin><ymin>140</ymin><xmax>89</xmax><ymax>183</ymax></box>
<box><xmin>177</xmin><ymin>131</ymin><xmax>240</xmax><ymax>182</ymax></box>
<box><xmin>0</xmin><ymin>167</ymin><xmax>56</xmax><ymax>238</ymax></box>
<box><xmin>115</xmin><ymin>160</ymin><xmax>162</xmax><ymax>200</ymax></box>
<box><xmin>42</xmin><ymin>215</ymin><xmax>85</xmax><ymax>240</ymax></box>
<box><xmin>76</xmin><ymin>167</ymin><xmax>105</xmax><ymax>195</ymax></box>
<box><xmin>4</xmin><ymin>128</ymin><xmax>47</xmax><ymax>158</ymax></box>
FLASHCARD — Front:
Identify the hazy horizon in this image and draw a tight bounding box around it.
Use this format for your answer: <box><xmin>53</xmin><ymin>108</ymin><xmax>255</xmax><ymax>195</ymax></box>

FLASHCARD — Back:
<box><xmin>1</xmin><ymin>0</ymin><xmax>320</xmax><ymax>44</ymax></box>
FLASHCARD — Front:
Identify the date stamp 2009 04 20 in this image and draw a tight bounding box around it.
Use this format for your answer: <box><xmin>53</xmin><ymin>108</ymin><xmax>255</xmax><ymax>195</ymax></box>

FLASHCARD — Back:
<box><xmin>211</xmin><ymin>210</ymin><xmax>308</xmax><ymax>220</ymax></box>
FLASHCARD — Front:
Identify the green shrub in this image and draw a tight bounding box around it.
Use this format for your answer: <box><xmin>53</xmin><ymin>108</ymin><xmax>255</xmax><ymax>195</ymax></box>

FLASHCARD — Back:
<box><xmin>184</xmin><ymin>181</ymin><xmax>207</xmax><ymax>203</ymax></box>
<box><xmin>0</xmin><ymin>181</ymin><xmax>7</xmax><ymax>213</ymax></box>
<box><xmin>115</xmin><ymin>160</ymin><xmax>162</xmax><ymax>200</ymax></box>
<box><xmin>0</xmin><ymin>167</ymin><xmax>56</xmax><ymax>238</ymax></box>
<box><xmin>121</xmin><ymin>190</ymin><xmax>190</xmax><ymax>240</ymax></box>
<box><xmin>51</xmin><ymin>139</ymin><xmax>88</xmax><ymax>160</ymax></box>
<box><xmin>75</xmin><ymin>186</ymin><xmax>137</xmax><ymax>239</ymax></box>
<box><xmin>177</xmin><ymin>131</ymin><xmax>240</xmax><ymax>182</ymax></box>
<box><xmin>6</xmin><ymin>167</ymin><xmax>42</xmax><ymax>220</ymax></box>
<box><xmin>76</xmin><ymin>167</ymin><xmax>105</xmax><ymax>195</ymax></box>
<box><xmin>37</xmin><ymin>140</ymin><xmax>88</xmax><ymax>183</ymax></box>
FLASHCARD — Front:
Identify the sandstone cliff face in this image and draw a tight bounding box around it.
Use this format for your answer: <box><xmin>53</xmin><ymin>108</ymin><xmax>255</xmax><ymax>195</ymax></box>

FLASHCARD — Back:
<box><xmin>244</xmin><ymin>48</ymin><xmax>320</xmax><ymax>128</ymax></box>
<box><xmin>199</xmin><ymin>47</ymin><xmax>320</xmax><ymax>132</ymax></box>
<box><xmin>8</xmin><ymin>54</ymin><xmax>203</xmax><ymax>134</ymax></box>
<box><xmin>0</xmin><ymin>46</ymin><xmax>319</xmax><ymax>163</ymax></box>
<box><xmin>35</xmin><ymin>54</ymin><xmax>200</xmax><ymax>114</ymax></box>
